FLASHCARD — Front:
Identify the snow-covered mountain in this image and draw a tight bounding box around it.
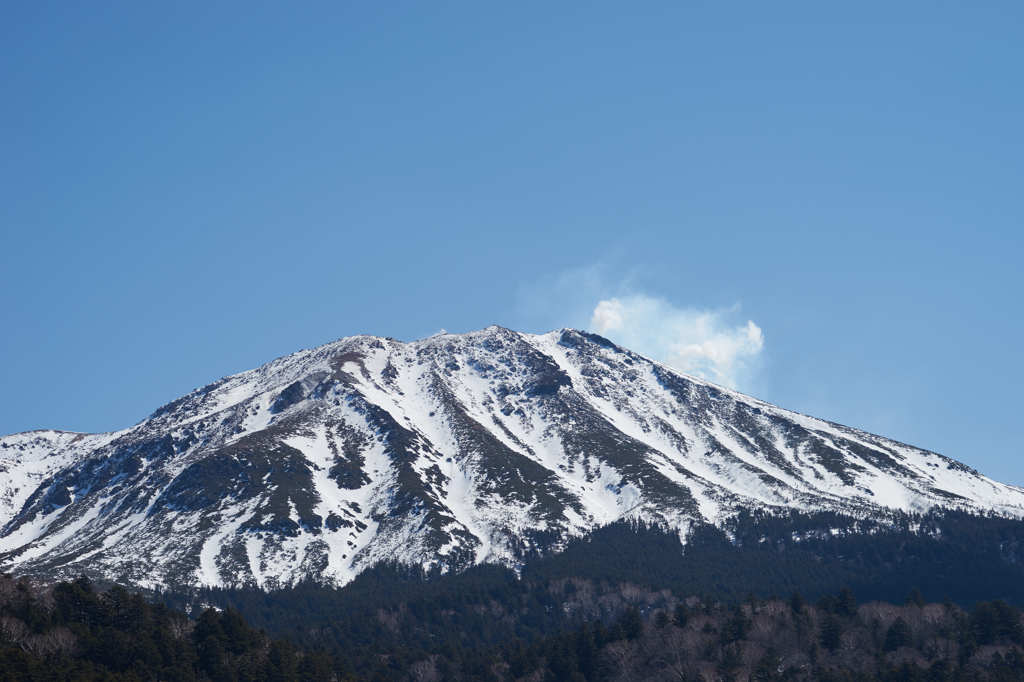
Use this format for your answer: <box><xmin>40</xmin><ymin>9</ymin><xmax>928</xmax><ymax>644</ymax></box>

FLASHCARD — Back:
<box><xmin>2</xmin><ymin>327</ymin><xmax>1023</xmax><ymax>591</ymax></box>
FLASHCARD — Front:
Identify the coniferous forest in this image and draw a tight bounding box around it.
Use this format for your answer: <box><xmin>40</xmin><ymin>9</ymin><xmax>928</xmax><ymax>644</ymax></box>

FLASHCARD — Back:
<box><xmin>3</xmin><ymin>510</ymin><xmax>1024</xmax><ymax>680</ymax></box>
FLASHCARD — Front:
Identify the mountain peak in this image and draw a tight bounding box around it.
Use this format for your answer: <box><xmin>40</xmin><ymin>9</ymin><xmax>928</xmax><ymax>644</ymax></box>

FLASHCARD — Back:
<box><xmin>2</xmin><ymin>327</ymin><xmax>1022</xmax><ymax>591</ymax></box>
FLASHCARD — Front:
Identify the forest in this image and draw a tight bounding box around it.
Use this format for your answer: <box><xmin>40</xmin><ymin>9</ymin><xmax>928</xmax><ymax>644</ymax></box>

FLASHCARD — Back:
<box><xmin>2</xmin><ymin>509</ymin><xmax>1024</xmax><ymax>680</ymax></box>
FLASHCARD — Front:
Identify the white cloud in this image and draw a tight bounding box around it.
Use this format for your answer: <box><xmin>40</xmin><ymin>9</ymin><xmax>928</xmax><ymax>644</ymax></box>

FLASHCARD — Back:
<box><xmin>591</xmin><ymin>299</ymin><xmax>625</xmax><ymax>332</ymax></box>
<box><xmin>589</xmin><ymin>295</ymin><xmax>764</xmax><ymax>389</ymax></box>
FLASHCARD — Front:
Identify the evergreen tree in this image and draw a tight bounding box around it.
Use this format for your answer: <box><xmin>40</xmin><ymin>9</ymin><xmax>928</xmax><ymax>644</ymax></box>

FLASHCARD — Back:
<box><xmin>617</xmin><ymin>607</ymin><xmax>643</xmax><ymax>641</ymax></box>
<box><xmin>836</xmin><ymin>587</ymin><xmax>857</xmax><ymax>617</ymax></box>
<box><xmin>789</xmin><ymin>591</ymin><xmax>805</xmax><ymax>615</ymax></box>
<box><xmin>820</xmin><ymin>614</ymin><xmax>842</xmax><ymax>651</ymax></box>
<box><xmin>905</xmin><ymin>588</ymin><xmax>925</xmax><ymax>607</ymax></box>
<box><xmin>884</xmin><ymin>618</ymin><xmax>911</xmax><ymax>651</ymax></box>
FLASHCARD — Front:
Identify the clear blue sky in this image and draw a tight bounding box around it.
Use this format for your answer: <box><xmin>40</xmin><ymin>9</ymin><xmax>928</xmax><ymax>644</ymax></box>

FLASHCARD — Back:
<box><xmin>2</xmin><ymin>2</ymin><xmax>1022</xmax><ymax>484</ymax></box>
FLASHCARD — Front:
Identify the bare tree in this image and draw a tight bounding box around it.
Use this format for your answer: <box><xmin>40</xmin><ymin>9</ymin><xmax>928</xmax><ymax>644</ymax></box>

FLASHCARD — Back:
<box><xmin>605</xmin><ymin>639</ymin><xmax>642</xmax><ymax>682</ymax></box>
<box><xmin>167</xmin><ymin>615</ymin><xmax>193</xmax><ymax>640</ymax></box>
<box><xmin>0</xmin><ymin>615</ymin><xmax>27</xmax><ymax>645</ymax></box>
<box><xmin>407</xmin><ymin>656</ymin><xmax>439</xmax><ymax>682</ymax></box>
<box><xmin>21</xmin><ymin>627</ymin><xmax>77</xmax><ymax>657</ymax></box>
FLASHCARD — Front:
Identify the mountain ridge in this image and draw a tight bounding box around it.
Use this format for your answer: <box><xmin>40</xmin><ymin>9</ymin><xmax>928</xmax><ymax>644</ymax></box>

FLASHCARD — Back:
<box><xmin>2</xmin><ymin>326</ymin><xmax>1022</xmax><ymax>591</ymax></box>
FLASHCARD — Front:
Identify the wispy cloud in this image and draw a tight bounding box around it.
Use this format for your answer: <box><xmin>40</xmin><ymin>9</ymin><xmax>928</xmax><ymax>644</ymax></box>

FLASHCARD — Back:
<box><xmin>589</xmin><ymin>295</ymin><xmax>764</xmax><ymax>389</ymax></box>
<box><xmin>514</xmin><ymin>264</ymin><xmax>765</xmax><ymax>390</ymax></box>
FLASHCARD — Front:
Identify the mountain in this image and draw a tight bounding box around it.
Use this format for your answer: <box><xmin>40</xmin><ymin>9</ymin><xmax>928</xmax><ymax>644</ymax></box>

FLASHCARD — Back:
<box><xmin>2</xmin><ymin>326</ymin><xmax>1023</xmax><ymax>591</ymax></box>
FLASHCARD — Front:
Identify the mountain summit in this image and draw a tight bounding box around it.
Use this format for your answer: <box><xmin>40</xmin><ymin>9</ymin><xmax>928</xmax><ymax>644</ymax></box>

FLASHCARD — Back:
<box><xmin>2</xmin><ymin>327</ymin><xmax>1022</xmax><ymax>590</ymax></box>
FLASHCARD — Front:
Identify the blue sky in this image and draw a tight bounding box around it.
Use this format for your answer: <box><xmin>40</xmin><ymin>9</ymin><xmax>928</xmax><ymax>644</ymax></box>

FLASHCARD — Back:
<box><xmin>2</xmin><ymin>2</ymin><xmax>1022</xmax><ymax>484</ymax></box>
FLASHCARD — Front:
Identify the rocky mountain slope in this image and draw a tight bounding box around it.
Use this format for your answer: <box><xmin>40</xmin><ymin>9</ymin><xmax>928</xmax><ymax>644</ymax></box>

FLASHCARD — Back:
<box><xmin>2</xmin><ymin>327</ymin><xmax>1022</xmax><ymax>590</ymax></box>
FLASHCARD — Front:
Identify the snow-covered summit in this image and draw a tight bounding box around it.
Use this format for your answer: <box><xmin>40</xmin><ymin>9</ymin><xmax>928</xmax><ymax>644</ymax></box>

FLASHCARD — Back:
<box><xmin>2</xmin><ymin>326</ymin><xmax>1023</xmax><ymax>590</ymax></box>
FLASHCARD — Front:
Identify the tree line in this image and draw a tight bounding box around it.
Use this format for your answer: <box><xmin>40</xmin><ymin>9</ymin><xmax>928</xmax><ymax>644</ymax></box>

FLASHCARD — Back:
<box><xmin>2</xmin><ymin>509</ymin><xmax>1024</xmax><ymax>679</ymax></box>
